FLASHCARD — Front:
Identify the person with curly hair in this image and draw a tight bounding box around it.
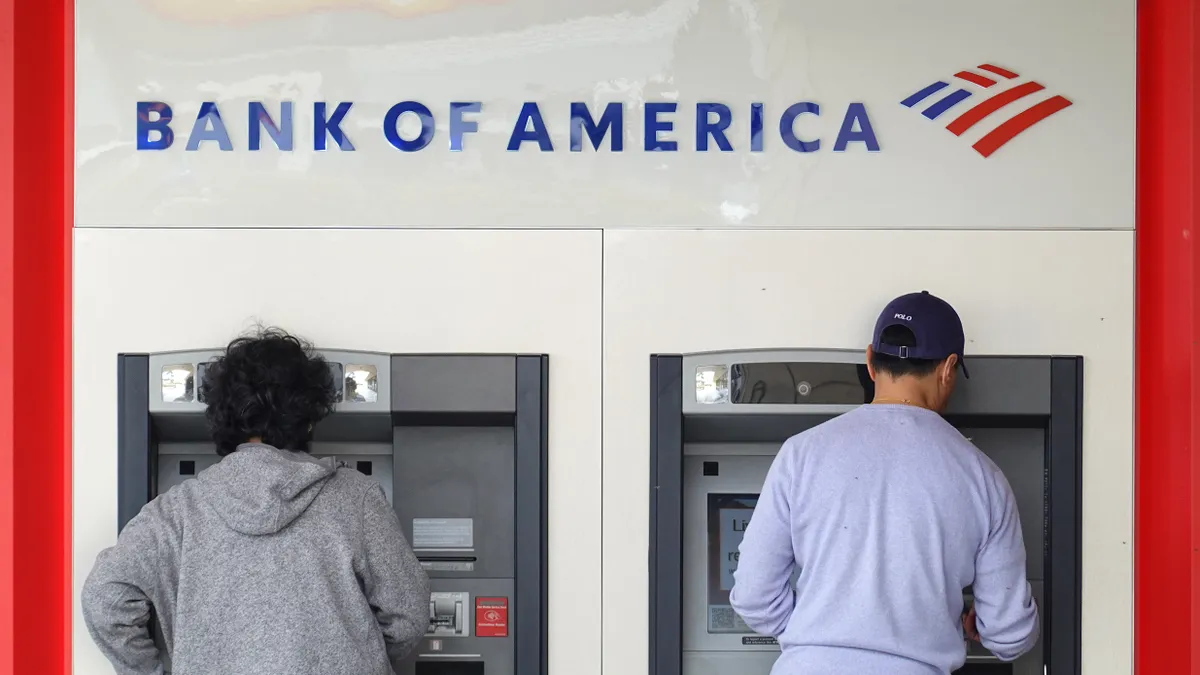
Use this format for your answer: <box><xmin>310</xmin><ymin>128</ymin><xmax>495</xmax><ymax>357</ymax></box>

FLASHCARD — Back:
<box><xmin>81</xmin><ymin>327</ymin><xmax>430</xmax><ymax>675</ymax></box>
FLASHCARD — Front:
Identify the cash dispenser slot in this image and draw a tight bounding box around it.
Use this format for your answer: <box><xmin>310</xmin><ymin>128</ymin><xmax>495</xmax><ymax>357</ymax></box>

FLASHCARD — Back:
<box><xmin>117</xmin><ymin>351</ymin><xmax>549</xmax><ymax>675</ymax></box>
<box><xmin>648</xmin><ymin>349</ymin><xmax>1083</xmax><ymax>675</ymax></box>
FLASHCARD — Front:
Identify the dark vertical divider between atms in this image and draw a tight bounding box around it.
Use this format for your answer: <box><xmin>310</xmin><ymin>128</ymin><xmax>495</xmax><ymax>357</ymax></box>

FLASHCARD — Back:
<box><xmin>118</xmin><ymin>350</ymin><xmax>549</xmax><ymax>675</ymax></box>
<box><xmin>649</xmin><ymin>349</ymin><xmax>1082</xmax><ymax>675</ymax></box>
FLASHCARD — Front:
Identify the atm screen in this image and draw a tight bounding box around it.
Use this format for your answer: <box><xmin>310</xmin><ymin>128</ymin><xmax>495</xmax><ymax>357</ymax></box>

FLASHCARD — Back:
<box><xmin>730</xmin><ymin>362</ymin><xmax>873</xmax><ymax>405</ymax></box>
<box><xmin>195</xmin><ymin>363</ymin><xmax>208</xmax><ymax>402</ymax></box>
<box><xmin>328</xmin><ymin>362</ymin><xmax>345</xmax><ymax>401</ymax></box>
<box><xmin>706</xmin><ymin>493</ymin><xmax>758</xmax><ymax>634</ymax></box>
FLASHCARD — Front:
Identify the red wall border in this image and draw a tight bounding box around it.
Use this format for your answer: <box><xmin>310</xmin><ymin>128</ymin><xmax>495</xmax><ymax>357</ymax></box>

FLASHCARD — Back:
<box><xmin>0</xmin><ymin>1</ymin><xmax>1194</xmax><ymax>675</ymax></box>
<box><xmin>2</xmin><ymin>1</ymin><xmax>73</xmax><ymax>675</ymax></box>
<box><xmin>0</xmin><ymin>0</ymin><xmax>15</xmax><ymax>672</ymax></box>
<box><xmin>1136</xmin><ymin>0</ymin><xmax>1198</xmax><ymax>673</ymax></box>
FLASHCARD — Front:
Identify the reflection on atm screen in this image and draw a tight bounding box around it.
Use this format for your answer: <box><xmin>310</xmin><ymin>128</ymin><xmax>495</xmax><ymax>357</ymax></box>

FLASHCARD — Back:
<box><xmin>729</xmin><ymin>362</ymin><xmax>873</xmax><ymax>405</ymax></box>
<box><xmin>706</xmin><ymin>493</ymin><xmax>758</xmax><ymax>634</ymax></box>
<box><xmin>345</xmin><ymin>364</ymin><xmax>379</xmax><ymax>403</ymax></box>
<box><xmin>161</xmin><ymin>363</ymin><xmax>195</xmax><ymax>403</ymax></box>
<box><xmin>328</xmin><ymin>363</ymin><xmax>344</xmax><ymax>401</ymax></box>
<box><xmin>195</xmin><ymin>363</ymin><xmax>209</xmax><ymax>402</ymax></box>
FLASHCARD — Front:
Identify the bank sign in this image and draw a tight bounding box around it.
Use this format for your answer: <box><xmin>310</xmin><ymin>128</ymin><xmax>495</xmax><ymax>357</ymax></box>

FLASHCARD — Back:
<box><xmin>135</xmin><ymin>63</ymin><xmax>1071</xmax><ymax>160</ymax></box>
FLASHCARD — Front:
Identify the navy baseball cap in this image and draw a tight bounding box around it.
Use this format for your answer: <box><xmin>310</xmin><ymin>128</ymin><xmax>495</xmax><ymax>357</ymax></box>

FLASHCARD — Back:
<box><xmin>871</xmin><ymin>291</ymin><xmax>969</xmax><ymax>378</ymax></box>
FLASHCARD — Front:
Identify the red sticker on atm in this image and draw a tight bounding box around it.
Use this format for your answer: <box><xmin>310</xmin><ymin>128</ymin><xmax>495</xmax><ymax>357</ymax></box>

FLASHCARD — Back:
<box><xmin>475</xmin><ymin>597</ymin><xmax>508</xmax><ymax>637</ymax></box>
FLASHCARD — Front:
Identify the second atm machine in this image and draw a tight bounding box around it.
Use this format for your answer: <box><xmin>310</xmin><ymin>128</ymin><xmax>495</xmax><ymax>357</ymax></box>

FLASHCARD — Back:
<box><xmin>649</xmin><ymin>349</ymin><xmax>1082</xmax><ymax>675</ymax></box>
<box><xmin>117</xmin><ymin>350</ymin><xmax>549</xmax><ymax>675</ymax></box>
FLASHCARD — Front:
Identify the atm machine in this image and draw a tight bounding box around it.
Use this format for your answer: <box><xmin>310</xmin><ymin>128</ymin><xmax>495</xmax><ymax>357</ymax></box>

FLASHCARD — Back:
<box><xmin>117</xmin><ymin>350</ymin><xmax>549</xmax><ymax>675</ymax></box>
<box><xmin>648</xmin><ymin>349</ymin><xmax>1082</xmax><ymax>675</ymax></box>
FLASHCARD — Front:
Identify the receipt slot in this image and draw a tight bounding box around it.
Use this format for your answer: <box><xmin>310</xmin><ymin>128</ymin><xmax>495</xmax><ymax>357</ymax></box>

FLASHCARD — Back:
<box><xmin>648</xmin><ymin>350</ymin><xmax>1083</xmax><ymax>675</ymax></box>
<box><xmin>117</xmin><ymin>351</ymin><xmax>549</xmax><ymax>675</ymax></box>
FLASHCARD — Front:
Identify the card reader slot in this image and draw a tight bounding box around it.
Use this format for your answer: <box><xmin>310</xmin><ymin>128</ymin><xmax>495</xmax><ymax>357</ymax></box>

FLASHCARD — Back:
<box><xmin>428</xmin><ymin>593</ymin><xmax>469</xmax><ymax>637</ymax></box>
<box><xmin>418</xmin><ymin>556</ymin><xmax>479</xmax><ymax>563</ymax></box>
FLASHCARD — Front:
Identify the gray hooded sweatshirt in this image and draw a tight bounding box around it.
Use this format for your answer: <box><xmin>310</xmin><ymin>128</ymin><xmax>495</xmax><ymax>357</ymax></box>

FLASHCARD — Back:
<box><xmin>82</xmin><ymin>444</ymin><xmax>430</xmax><ymax>675</ymax></box>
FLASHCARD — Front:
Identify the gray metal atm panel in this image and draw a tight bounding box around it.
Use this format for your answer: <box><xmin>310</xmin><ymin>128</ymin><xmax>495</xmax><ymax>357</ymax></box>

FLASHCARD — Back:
<box><xmin>965</xmin><ymin>427</ymin><xmax>1046</xmax><ymax>581</ymax></box>
<box><xmin>312</xmin><ymin>453</ymin><xmax>395</xmax><ymax>505</ymax></box>
<box><xmin>682</xmin><ymin>349</ymin><xmax>863</xmax><ymax>417</ymax></box>
<box><xmin>943</xmin><ymin>358</ymin><xmax>1051</xmax><ymax>417</ymax></box>
<box><xmin>393</xmin><ymin>426</ymin><xmax>516</xmax><ymax>579</ymax></box>
<box><xmin>154</xmin><ymin>443</ymin><xmax>395</xmax><ymax>505</ymax></box>
<box><xmin>147</xmin><ymin>349</ymin><xmax>392</xmax><ymax>415</ymax></box>
<box><xmin>680</xmin><ymin>349</ymin><xmax>1051</xmax><ymax>417</ymax></box>
<box><xmin>156</xmin><ymin>448</ymin><xmax>221</xmax><ymax>495</ymax></box>
<box><xmin>391</xmin><ymin>356</ymin><xmax>516</xmax><ymax>413</ymax></box>
<box><xmin>397</xmin><ymin>578</ymin><xmax>516</xmax><ymax>675</ymax></box>
<box><xmin>148</xmin><ymin>350</ymin><xmax>222</xmax><ymax>413</ymax></box>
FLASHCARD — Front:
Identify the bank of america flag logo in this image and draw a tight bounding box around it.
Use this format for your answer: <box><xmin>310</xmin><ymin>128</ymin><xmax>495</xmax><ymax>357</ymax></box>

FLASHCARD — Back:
<box><xmin>901</xmin><ymin>64</ymin><xmax>1072</xmax><ymax>158</ymax></box>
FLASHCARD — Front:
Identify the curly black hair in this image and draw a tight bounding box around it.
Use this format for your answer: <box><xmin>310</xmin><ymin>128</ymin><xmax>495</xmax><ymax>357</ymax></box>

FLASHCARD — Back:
<box><xmin>199</xmin><ymin>327</ymin><xmax>338</xmax><ymax>456</ymax></box>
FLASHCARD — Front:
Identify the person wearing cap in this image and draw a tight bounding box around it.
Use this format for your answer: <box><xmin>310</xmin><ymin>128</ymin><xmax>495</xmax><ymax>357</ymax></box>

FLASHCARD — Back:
<box><xmin>729</xmin><ymin>292</ymin><xmax>1040</xmax><ymax>675</ymax></box>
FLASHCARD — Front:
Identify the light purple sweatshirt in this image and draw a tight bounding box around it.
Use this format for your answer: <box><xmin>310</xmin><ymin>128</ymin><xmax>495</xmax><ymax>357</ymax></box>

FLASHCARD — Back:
<box><xmin>729</xmin><ymin>404</ymin><xmax>1039</xmax><ymax>675</ymax></box>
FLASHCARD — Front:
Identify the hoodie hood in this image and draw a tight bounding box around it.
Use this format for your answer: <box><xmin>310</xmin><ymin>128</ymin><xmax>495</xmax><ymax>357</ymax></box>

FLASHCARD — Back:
<box><xmin>196</xmin><ymin>443</ymin><xmax>338</xmax><ymax>536</ymax></box>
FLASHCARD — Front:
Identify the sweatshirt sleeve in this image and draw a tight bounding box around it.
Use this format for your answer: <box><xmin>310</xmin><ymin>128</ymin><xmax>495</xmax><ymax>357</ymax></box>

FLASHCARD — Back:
<box><xmin>972</xmin><ymin>468</ymin><xmax>1040</xmax><ymax>661</ymax></box>
<box><xmin>729</xmin><ymin>443</ymin><xmax>797</xmax><ymax>637</ymax></box>
<box><xmin>360</xmin><ymin>484</ymin><xmax>432</xmax><ymax>665</ymax></box>
<box><xmin>80</xmin><ymin>497</ymin><xmax>178</xmax><ymax>675</ymax></box>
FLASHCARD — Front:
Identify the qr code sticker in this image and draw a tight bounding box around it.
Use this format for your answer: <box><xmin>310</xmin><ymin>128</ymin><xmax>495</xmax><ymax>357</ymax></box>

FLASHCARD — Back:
<box><xmin>709</xmin><ymin>606</ymin><xmax>742</xmax><ymax>633</ymax></box>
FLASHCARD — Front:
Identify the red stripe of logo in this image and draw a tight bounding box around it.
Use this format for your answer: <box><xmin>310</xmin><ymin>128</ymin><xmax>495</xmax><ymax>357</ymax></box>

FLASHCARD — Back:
<box><xmin>977</xmin><ymin>64</ymin><xmax>1019</xmax><ymax>79</ymax></box>
<box><xmin>946</xmin><ymin>81</ymin><xmax>1046</xmax><ymax>136</ymax></box>
<box><xmin>954</xmin><ymin>71</ymin><xmax>997</xmax><ymax>88</ymax></box>
<box><xmin>972</xmin><ymin>95</ymin><xmax>1073</xmax><ymax>157</ymax></box>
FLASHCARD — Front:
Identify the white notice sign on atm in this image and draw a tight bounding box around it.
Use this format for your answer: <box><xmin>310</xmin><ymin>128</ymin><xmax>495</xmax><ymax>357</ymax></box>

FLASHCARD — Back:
<box><xmin>413</xmin><ymin>518</ymin><xmax>475</xmax><ymax>549</ymax></box>
<box><xmin>707</xmin><ymin>494</ymin><xmax>758</xmax><ymax>634</ymax></box>
<box><xmin>718</xmin><ymin>506</ymin><xmax>750</xmax><ymax>590</ymax></box>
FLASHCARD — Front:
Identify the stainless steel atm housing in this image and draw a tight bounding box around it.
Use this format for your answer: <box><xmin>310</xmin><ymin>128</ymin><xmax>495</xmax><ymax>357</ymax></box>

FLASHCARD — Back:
<box><xmin>118</xmin><ymin>350</ymin><xmax>549</xmax><ymax>675</ymax></box>
<box><xmin>648</xmin><ymin>349</ymin><xmax>1083</xmax><ymax>675</ymax></box>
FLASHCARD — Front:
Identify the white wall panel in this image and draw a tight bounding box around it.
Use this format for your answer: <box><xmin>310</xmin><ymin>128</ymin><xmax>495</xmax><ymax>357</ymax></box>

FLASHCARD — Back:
<box><xmin>76</xmin><ymin>0</ymin><xmax>1133</xmax><ymax>229</ymax></box>
<box><xmin>601</xmin><ymin>228</ymin><xmax>1134</xmax><ymax>675</ymax></box>
<box><xmin>73</xmin><ymin>228</ymin><xmax>603</xmax><ymax>675</ymax></box>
